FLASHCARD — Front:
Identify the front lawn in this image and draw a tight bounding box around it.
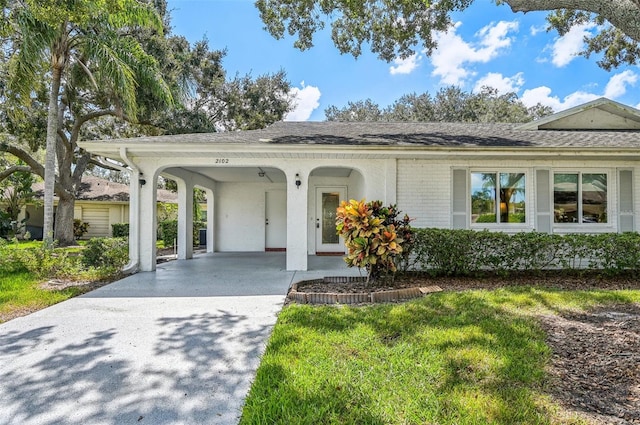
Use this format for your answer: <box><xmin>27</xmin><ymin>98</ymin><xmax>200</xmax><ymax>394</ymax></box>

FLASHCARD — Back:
<box><xmin>0</xmin><ymin>238</ymin><xmax>127</xmax><ymax>323</ymax></box>
<box><xmin>0</xmin><ymin>270</ymin><xmax>89</xmax><ymax>322</ymax></box>
<box><xmin>241</xmin><ymin>287</ymin><xmax>640</xmax><ymax>424</ymax></box>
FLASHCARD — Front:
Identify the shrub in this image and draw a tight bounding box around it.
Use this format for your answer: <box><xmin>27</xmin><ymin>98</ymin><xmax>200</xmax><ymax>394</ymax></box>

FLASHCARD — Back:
<box><xmin>81</xmin><ymin>237</ymin><xmax>128</xmax><ymax>271</ymax></box>
<box><xmin>18</xmin><ymin>246</ymin><xmax>83</xmax><ymax>280</ymax></box>
<box><xmin>111</xmin><ymin>223</ymin><xmax>129</xmax><ymax>238</ymax></box>
<box><xmin>159</xmin><ymin>220</ymin><xmax>178</xmax><ymax>248</ymax></box>
<box><xmin>336</xmin><ymin>199</ymin><xmax>413</xmax><ymax>283</ymax></box>
<box><xmin>159</xmin><ymin>220</ymin><xmax>205</xmax><ymax>247</ymax></box>
<box><xmin>73</xmin><ymin>219</ymin><xmax>90</xmax><ymax>238</ymax></box>
<box><xmin>0</xmin><ymin>245</ymin><xmax>27</xmax><ymax>274</ymax></box>
<box><xmin>412</xmin><ymin>228</ymin><xmax>640</xmax><ymax>277</ymax></box>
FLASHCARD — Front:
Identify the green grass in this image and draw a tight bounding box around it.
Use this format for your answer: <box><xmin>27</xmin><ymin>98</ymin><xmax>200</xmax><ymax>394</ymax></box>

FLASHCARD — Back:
<box><xmin>0</xmin><ymin>240</ymin><xmax>119</xmax><ymax>322</ymax></box>
<box><xmin>241</xmin><ymin>287</ymin><xmax>640</xmax><ymax>425</ymax></box>
<box><xmin>1</xmin><ymin>240</ymin><xmax>43</xmax><ymax>250</ymax></box>
<box><xmin>0</xmin><ymin>269</ymin><xmax>87</xmax><ymax>323</ymax></box>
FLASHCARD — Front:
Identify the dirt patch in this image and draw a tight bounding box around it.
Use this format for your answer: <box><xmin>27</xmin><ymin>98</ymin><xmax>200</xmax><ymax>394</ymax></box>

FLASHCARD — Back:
<box><xmin>38</xmin><ymin>278</ymin><xmax>116</xmax><ymax>292</ymax></box>
<box><xmin>540</xmin><ymin>304</ymin><xmax>640</xmax><ymax>425</ymax></box>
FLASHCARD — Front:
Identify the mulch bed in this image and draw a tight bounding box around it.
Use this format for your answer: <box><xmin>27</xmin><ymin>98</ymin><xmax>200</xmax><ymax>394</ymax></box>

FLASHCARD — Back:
<box><xmin>293</xmin><ymin>271</ymin><xmax>640</xmax><ymax>424</ymax></box>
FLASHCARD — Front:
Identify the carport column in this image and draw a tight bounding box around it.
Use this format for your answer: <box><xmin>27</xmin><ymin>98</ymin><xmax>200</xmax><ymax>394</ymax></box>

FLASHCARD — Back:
<box><xmin>204</xmin><ymin>188</ymin><xmax>215</xmax><ymax>253</ymax></box>
<box><xmin>177</xmin><ymin>178</ymin><xmax>194</xmax><ymax>260</ymax></box>
<box><xmin>286</xmin><ymin>170</ymin><xmax>308</xmax><ymax>271</ymax></box>
<box><xmin>139</xmin><ymin>167</ymin><xmax>159</xmax><ymax>272</ymax></box>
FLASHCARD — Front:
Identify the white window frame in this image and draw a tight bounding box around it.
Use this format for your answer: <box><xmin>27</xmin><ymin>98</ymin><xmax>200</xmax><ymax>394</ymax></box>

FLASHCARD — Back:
<box><xmin>469</xmin><ymin>170</ymin><xmax>529</xmax><ymax>229</ymax></box>
<box><xmin>552</xmin><ymin>170</ymin><xmax>610</xmax><ymax>227</ymax></box>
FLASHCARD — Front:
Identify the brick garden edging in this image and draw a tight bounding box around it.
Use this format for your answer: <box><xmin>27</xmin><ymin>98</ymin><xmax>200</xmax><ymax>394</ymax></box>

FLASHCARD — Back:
<box><xmin>288</xmin><ymin>276</ymin><xmax>442</xmax><ymax>305</ymax></box>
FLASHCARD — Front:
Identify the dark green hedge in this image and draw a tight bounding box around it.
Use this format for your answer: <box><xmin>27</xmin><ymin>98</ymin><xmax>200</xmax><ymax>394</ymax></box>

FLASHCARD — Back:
<box><xmin>111</xmin><ymin>223</ymin><xmax>129</xmax><ymax>238</ymax></box>
<box><xmin>410</xmin><ymin>228</ymin><xmax>640</xmax><ymax>276</ymax></box>
<box><xmin>159</xmin><ymin>220</ymin><xmax>206</xmax><ymax>248</ymax></box>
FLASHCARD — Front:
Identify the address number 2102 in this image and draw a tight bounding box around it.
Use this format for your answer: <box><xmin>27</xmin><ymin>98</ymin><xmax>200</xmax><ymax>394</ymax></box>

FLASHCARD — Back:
<box><xmin>215</xmin><ymin>158</ymin><xmax>229</xmax><ymax>164</ymax></box>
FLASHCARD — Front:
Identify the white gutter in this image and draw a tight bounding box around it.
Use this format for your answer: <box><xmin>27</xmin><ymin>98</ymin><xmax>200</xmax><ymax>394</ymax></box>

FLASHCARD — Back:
<box><xmin>118</xmin><ymin>147</ymin><xmax>140</xmax><ymax>274</ymax></box>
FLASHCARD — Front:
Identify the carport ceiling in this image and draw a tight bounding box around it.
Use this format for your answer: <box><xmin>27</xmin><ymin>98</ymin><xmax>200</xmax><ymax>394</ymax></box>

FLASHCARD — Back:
<box><xmin>180</xmin><ymin>166</ymin><xmax>352</xmax><ymax>183</ymax></box>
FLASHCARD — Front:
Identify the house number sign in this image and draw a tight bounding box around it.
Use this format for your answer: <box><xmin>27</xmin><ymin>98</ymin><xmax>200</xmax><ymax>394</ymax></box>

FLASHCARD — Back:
<box><xmin>214</xmin><ymin>158</ymin><xmax>230</xmax><ymax>164</ymax></box>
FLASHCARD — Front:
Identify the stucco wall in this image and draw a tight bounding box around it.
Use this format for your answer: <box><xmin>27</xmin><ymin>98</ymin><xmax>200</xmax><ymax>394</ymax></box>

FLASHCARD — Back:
<box><xmin>214</xmin><ymin>182</ymin><xmax>286</xmax><ymax>251</ymax></box>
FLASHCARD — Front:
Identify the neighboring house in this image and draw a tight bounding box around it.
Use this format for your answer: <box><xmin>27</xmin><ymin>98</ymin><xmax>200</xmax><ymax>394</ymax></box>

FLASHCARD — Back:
<box><xmin>24</xmin><ymin>176</ymin><xmax>177</xmax><ymax>239</ymax></box>
<box><xmin>78</xmin><ymin>98</ymin><xmax>640</xmax><ymax>272</ymax></box>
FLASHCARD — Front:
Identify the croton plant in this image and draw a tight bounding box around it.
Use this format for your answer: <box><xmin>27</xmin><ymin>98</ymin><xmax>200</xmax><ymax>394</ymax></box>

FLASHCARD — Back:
<box><xmin>336</xmin><ymin>199</ymin><xmax>413</xmax><ymax>283</ymax></box>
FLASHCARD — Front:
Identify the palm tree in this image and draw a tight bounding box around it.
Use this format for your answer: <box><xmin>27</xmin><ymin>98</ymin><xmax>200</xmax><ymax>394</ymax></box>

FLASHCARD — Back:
<box><xmin>5</xmin><ymin>0</ymin><xmax>172</xmax><ymax>246</ymax></box>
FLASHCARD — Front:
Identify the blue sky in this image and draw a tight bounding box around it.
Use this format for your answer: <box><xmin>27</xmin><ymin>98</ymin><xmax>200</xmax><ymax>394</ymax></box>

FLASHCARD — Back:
<box><xmin>167</xmin><ymin>0</ymin><xmax>640</xmax><ymax>121</ymax></box>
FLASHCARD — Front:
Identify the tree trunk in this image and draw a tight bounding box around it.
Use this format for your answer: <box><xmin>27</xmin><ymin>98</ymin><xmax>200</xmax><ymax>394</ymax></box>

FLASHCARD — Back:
<box><xmin>43</xmin><ymin>66</ymin><xmax>62</xmax><ymax>248</ymax></box>
<box><xmin>54</xmin><ymin>193</ymin><xmax>76</xmax><ymax>246</ymax></box>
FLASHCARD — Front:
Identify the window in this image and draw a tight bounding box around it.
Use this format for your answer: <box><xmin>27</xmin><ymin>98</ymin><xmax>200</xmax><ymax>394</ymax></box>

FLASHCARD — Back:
<box><xmin>554</xmin><ymin>173</ymin><xmax>607</xmax><ymax>224</ymax></box>
<box><xmin>471</xmin><ymin>172</ymin><xmax>526</xmax><ymax>224</ymax></box>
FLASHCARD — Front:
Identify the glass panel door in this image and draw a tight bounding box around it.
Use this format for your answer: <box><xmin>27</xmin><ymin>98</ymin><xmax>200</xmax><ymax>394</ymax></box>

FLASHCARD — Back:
<box><xmin>321</xmin><ymin>192</ymin><xmax>340</xmax><ymax>244</ymax></box>
<box><xmin>315</xmin><ymin>187</ymin><xmax>346</xmax><ymax>253</ymax></box>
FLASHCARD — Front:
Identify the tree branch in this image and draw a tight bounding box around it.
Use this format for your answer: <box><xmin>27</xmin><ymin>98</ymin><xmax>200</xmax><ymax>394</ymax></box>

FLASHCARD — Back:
<box><xmin>57</xmin><ymin>128</ymin><xmax>71</xmax><ymax>150</ymax></box>
<box><xmin>504</xmin><ymin>0</ymin><xmax>640</xmax><ymax>42</ymax></box>
<box><xmin>0</xmin><ymin>141</ymin><xmax>45</xmax><ymax>179</ymax></box>
<box><xmin>0</xmin><ymin>165</ymin><xmax>32</xmax><ymax>182</ymax></box>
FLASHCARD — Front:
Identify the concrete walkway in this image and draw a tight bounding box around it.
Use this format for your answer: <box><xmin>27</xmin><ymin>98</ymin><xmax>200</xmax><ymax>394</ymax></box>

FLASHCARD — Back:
<box><xmin>0</xmin><ymin>253</ymin><xmax>361</xmax><ymax>425</ymax></box>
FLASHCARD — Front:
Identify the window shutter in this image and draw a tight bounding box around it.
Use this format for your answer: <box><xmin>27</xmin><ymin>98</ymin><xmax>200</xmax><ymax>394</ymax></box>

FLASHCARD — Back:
<box><xmin>535</xmin><ymin>169</ymin><xmax>552</xmax><ymax>233</ymax></box>
<box><xmin>618</xmin><ymin>169</ymin><xmax>634</xmax><ymax>232</ymax></box>
<box><xmin>452</xmin><ymin>169</ymin><xmax>468</xmax><ymax>229</ymax></box>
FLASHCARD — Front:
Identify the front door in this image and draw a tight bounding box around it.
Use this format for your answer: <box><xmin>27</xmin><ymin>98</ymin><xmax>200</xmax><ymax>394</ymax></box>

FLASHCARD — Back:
<box><xmin>265</xmin><ymin>190</ymin><xmax>287</xmax><ymax>250</ymax></box>
<box><xmin>315</xmin><ymin>187</ymin><xmax>346</xmax><ymax>253</ymax></box>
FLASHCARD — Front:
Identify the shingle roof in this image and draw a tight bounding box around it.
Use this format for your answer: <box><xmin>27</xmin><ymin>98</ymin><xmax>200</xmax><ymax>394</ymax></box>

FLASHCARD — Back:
<box><xmin>32</xmin><ymin>176</ymin><xmax>178</xmax><ymax>203</ymax></box>
<box><xmin>86</xmin><ymin>121</ymin><xmax>640</xmax><ymax>149</ymax></box>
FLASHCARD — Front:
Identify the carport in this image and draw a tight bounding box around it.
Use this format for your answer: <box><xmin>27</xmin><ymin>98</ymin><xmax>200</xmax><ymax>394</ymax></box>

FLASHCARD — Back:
<box><xmin>79</xmin><ymin>123</ymin><xmax>398</xmax><ymax>272</ymax></box>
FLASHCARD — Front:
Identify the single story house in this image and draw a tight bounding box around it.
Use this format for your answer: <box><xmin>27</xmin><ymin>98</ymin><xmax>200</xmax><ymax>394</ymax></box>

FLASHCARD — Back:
<box><xmin>78</xmin><ymin>98</ymin><xmax>640</xmax><ymax>272</ymax></box>
<box><xmin>23</xmin><ymin>176</ymin><xmax>178</xmax><ymax>239</ymax></box>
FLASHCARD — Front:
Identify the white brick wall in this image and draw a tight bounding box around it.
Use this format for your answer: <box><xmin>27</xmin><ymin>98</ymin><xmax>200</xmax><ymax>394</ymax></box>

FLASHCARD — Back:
<box><xmin>397</xmin><ymin>160</ymin><xmax>451</xmax><ymax>228</ymax></box>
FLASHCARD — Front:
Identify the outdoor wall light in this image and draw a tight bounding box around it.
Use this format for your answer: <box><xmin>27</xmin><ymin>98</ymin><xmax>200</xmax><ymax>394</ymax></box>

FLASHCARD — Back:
<box><xmin>295</xmin><ymin>173</ymin><xmax>301</xmax><ymax>188</ymax></box>
<box><xmin>139</xmin><ymin>173</ymin><xmax>146</xmax><ymax>186</ymax></box>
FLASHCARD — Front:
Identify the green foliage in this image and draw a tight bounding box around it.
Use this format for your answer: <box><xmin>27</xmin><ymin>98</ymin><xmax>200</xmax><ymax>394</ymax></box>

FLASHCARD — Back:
<box><xmin>0</xmin><ymin>164</ymin><xmax>35</xmax><ymax>238</ymax></box>
<box><xmin>81</xmin><ymin>237</ymin><xmax>128</xmax><ymax>271</ymax></box>
<box><xmin>111</xmin><ymin>223</ymin><xmax>129</xmax><ymax>238</ymax></box>
<box><xmin>73</xmin><ymin>219</ymin><xmax>90</xmax><ymax>238</ymax></box>
<box><xmin>412</xmin><ymin>229</ymin><xmax>640</xmax><ymax>277</ymax></box>
<box><xmin>193</xmin><ymin>220</ymin><xmax>205</xmax><ymax>246</ymax></box>
<box><xmin>13</xmin><ymin>246</ymin><xmax>83</xmax><ymax>280</ymax></box>
<box><xmin>159</xmin><ymin>220</ymin><xmax>178</xmax><ymax>248</ymax></box>
<box><xmin>325</xmin><ymin>86</ymin><xmax>552</xmax><ymax>123</ymax></box>
<box><xmin>336</xmin><ymin>199</ymin><xmax>413</xmax><ymax>282</ymax></box>
<box><xmin>546</xmin><ymin>9</ymin><xmax>640</xmax><ymax>71</ymax></box>
<box><xmin>257</xmin><ymin>0</ymin><xmax>640</xmax><ymax>71</ymax></box>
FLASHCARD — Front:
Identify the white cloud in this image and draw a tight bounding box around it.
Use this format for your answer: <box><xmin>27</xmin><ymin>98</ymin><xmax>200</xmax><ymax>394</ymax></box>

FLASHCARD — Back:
<box><xmin>473</xmin><ymin>72</ymin><xmax>524</xmax><ymax>94</ymax></box>
<box><xmin>521</xmin><ymin>86</ymin><xmax>598</xmax><ymax>111</ymax></box>
<box><xmin>520</xmin><ymin>70</ymin><xmax>638</xmax><ymax>111</ymax></box>
<box><xmin>530</xmin><ymin>25</ymin><xmax>546</xmax><ymax>36</ymax></box>
<box><xmin>390</xmin><ymin>53</ymin><xmax>421</xmax><ymax>75</ymax></box>
<box><xmin>603</xmin><ymin>70</ymin><xmax>638</xmax><ymax>98</ymax></box>
<box><xmin>550</xmin><ymin>23</ymin><xmax>596</xmax><ymax>67</ymax></box>
<box><xmin>430</xmin><ymin>21</ymin><xmax>519</xmax><ymax>85</ymax></box>
<box><xmin>284</xmin><ymin>82</ymin><xmax>321</xmax><ymax>121</ymax></box>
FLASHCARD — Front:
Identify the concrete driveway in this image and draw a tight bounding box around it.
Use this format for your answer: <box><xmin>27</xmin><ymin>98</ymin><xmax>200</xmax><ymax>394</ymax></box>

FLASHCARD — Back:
<box><xmin>0</xmin><ymin>253</ymin><xmax>359</xmax><ymax>425</ymax></box>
